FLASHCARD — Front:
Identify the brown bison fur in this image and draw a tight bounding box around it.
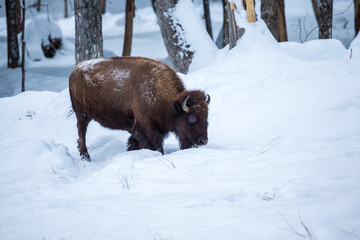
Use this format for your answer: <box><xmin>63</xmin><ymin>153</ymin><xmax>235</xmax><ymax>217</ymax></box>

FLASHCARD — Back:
<box><xmin>69</xmin><ymin>56</ymin><xmax>210</xmax><ymax>161</ymax></box>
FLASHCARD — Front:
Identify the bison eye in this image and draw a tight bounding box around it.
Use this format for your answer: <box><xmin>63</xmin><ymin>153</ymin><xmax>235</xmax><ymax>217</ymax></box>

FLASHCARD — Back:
<box><xmin>187</xmin><ymin>115</ymin><xmax>197</xmax><ymax>124</ymax></box>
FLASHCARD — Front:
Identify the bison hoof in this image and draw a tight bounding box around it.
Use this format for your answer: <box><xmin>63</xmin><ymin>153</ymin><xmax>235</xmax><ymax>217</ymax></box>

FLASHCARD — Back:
<box><xmin>156</xmin><ymin>146</ymin><xmax>164</xmax><ymax>155</ymax></box>
<box><xmin>80</xmin><ymin>153</ymin><xmax>91</xmax><ymax>162</ymax></box>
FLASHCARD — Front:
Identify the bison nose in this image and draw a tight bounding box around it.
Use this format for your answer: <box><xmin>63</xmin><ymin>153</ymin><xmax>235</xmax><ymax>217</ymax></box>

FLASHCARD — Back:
<box><xmin>199</xmin><ymin>137</ymin><xmax>208</xmax><ymax>146</ymax></box>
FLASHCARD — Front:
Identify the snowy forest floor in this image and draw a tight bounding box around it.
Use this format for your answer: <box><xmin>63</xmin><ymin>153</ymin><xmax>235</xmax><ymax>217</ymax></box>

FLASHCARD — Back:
<box><xmin>0</xmin><ymin>1</ymin><xmax>360</xmax><ymax>240</ymax></box>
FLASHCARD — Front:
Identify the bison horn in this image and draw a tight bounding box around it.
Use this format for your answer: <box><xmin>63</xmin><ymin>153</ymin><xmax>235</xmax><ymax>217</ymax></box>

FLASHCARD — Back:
<box><xmin>182</xmin><ymin>95</ymin><xmax>190</xmax><ymax>112</ymax></box>
<box><xmin>206</xmin><ymin>94</ymin><xmax>211</xmax><ymax>105</ymax></box>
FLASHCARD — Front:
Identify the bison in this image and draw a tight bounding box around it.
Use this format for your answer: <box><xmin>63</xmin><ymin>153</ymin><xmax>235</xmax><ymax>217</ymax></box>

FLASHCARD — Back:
<box><xmin>69</xmin><ymin>56</ymin><xmax>210</xmax><ymax>161</ymax></box>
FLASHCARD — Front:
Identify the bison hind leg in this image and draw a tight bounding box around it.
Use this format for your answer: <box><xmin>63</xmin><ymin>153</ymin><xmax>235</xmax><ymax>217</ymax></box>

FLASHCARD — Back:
<box><xmin>75</xmin><ymin>112</ymin><xmax>92</xmax><ymax>161</ymax></box>
<box><xmin>78</xmin><ymin>139</ymin><xmax>91</xmax><ymax>161</ymax></box>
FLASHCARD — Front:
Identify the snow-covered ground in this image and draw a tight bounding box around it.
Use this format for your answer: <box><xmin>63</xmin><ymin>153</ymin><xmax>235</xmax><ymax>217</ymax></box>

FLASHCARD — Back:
<box><xmin>1</xmin><ymin>0</ymin><xmax>360</xmax><ymax>239</ymax></box>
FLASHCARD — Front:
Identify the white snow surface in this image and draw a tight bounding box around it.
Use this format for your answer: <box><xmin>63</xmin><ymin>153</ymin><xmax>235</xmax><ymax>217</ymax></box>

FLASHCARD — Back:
<box><xmin>1</xmin><ymin>0</ymin><xmax>360</xmax><ymax>239</ymax></box>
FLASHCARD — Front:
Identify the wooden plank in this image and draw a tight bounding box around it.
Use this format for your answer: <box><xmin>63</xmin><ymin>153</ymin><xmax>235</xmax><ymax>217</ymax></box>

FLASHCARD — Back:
<box><xmin>229</xmin><ymin>1</ymin><xmax>237</xmax><ymax>11</ymax></box>
<box><xmin>227</xmin><ymin>1</ymin><xmax>238</xmax><ymax>49</ymax></box>
<box><xmin>244</xmin><ymin>0</ymin><xmax>256</xmax><ymax>23</ymax></box>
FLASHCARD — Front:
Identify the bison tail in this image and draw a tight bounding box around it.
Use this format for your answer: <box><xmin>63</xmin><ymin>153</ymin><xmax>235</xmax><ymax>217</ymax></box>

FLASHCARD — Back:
<box><xmin>67</xmin><ymin>108</ymin><xmax>75</xmax><ymax>119</ymax></box>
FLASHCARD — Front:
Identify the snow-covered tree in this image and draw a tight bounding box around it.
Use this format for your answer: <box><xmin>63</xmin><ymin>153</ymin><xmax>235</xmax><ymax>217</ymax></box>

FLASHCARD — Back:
<box><xmin>155</xmin><ymin>0</ymin><xmax>217</xmax><ymax>73</ymax></box>
<box><xmin>155</xmin><ymin>0</ymin><xmax>194</xmax><ymax>73</ymax></box>
<box><xmin>261</xmin><ymin>0</ymin><xmax>287</xmax><ymax>42</ymax></box>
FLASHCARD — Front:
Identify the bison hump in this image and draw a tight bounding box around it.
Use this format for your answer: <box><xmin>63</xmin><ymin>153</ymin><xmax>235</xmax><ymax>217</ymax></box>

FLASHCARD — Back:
<box><xmin>77</xmin><ymin>58</ymin><xmax>131</xmax><ymax>89</ymax></box>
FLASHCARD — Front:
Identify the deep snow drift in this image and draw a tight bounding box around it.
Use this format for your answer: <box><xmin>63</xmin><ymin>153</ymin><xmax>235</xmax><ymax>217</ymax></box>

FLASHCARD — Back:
<box><xmin>1</xmin><ymin>0</ymin><xmax>360</xmax><ymax>240</ymax></box>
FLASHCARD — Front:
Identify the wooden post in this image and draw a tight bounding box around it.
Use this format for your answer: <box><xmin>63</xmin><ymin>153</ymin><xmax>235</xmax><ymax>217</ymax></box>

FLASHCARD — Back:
<box><xmin>123</xmin><ymin>0</ymin><xmax>134</xmax><ymax>56</ymax></box>
<box><xmin>243</xmin><ymin>0</ymin><xmax>256</xmax><ymax>22</ymax></box>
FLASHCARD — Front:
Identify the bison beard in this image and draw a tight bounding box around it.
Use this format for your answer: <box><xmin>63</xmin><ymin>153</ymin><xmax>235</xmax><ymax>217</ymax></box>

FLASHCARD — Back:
<box><xmin>69</xmin><ymin>57</ymin><xmax>210</xmax><ymax>161</ymax></box>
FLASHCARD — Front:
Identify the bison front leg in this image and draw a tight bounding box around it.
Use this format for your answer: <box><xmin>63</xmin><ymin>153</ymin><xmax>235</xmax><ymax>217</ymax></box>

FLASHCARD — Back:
<box><xmin>76</xmin><ymin>112</ymin><xmax>92</xmax><ymax>161</ymax></box>
<box><xmin>128</xmin><ymin>123</ymin><xmax>164</xmax><ymax>154</ymax></box>
<box><xmin>127</xmin><ymin>135</ymin><xmax>140</xmax><ymax>151</ymax></box>
<box><xmin>149</xmin><ymin>134</ymin><xmax>164</xmax><ymax>155</ymax></box>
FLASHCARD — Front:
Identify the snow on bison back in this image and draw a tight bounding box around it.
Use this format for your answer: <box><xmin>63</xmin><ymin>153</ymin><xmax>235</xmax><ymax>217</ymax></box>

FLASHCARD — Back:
<box><xmin>69</xmin><ymin>57</ymin><xmax>210</xmax><ymax>161</ymax></box>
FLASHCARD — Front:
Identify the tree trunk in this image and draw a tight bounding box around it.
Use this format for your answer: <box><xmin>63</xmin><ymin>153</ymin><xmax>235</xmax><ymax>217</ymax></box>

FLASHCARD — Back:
<box><xmin>355</xmin><ymin>0</ymin><xmax>360</xmax><ymax>36</ymax></box>
<box><xmin>101</xmin><ymin>0</ymin><xmax>106</xmax><ymax>14</ymax></box>
<box><xmin>74</xmin><ymin>0</ymin><xmax>103</xmax><ymax>65</ymax></box>
<box><xmin>37</xmin><ymin>0</ymin><xmax>41</xmax><ymax>12</ymax></box>
<box><xmin>261</xmin><ymin>0</ymin><xmax>280</xmax><ymax>41</ymax></box>
<box><xmin>21</xmin><ymin>0</ymin><xmax>25</xmax><ymax>92</ymax></box>
<box><xmin>311</xmin><ymin>0</ymin><xmax>320</xmax><ymax>26</ymax></box>
<box><xmin>203</xmin><ymin>0</ymin><xmax>213</xmax><ymax>39</ymax></box>
<box><xmin>261</xmin><ymin>0</ymin><xmax>287</xmax><ymax>42</ymax></box>
<box><xmin>151</xmin><ymin>0</ymin><xmax>156</xmax><ymax>13</ymax></box>
<box><xmin>123</xmin><ymin>0</ymin><xmax>135</xmax><ymax>56</ymax></box>
<box><xmin>277</xmin><ymin>0</ymin><xmax>287</xmax><ymax>41</ymax></box>
<box><xmin>5</xmin><ymin>0</ymin><xmax>21</xmax><ymax>68</ymax></box>
<box><xmin>64</xmin><ymin>0</ymin><xmax>68</xmax><ymax>18</ymax></box>
<box><xmin>318</xmin><ymin>0</ymin><xmax>333</xmax><ymax>39</ymax></box>
<box><xmin>155</xmin><ymin>0</ymin><xmax>194</xmax><ymax>73</ymax></box>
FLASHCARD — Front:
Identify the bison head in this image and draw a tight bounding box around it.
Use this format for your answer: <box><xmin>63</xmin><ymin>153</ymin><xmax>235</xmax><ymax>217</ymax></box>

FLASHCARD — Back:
<box><xmin>174</xmin><ymin>91</ymin><xmax>210</xmax><ymax>149</ymax></box>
